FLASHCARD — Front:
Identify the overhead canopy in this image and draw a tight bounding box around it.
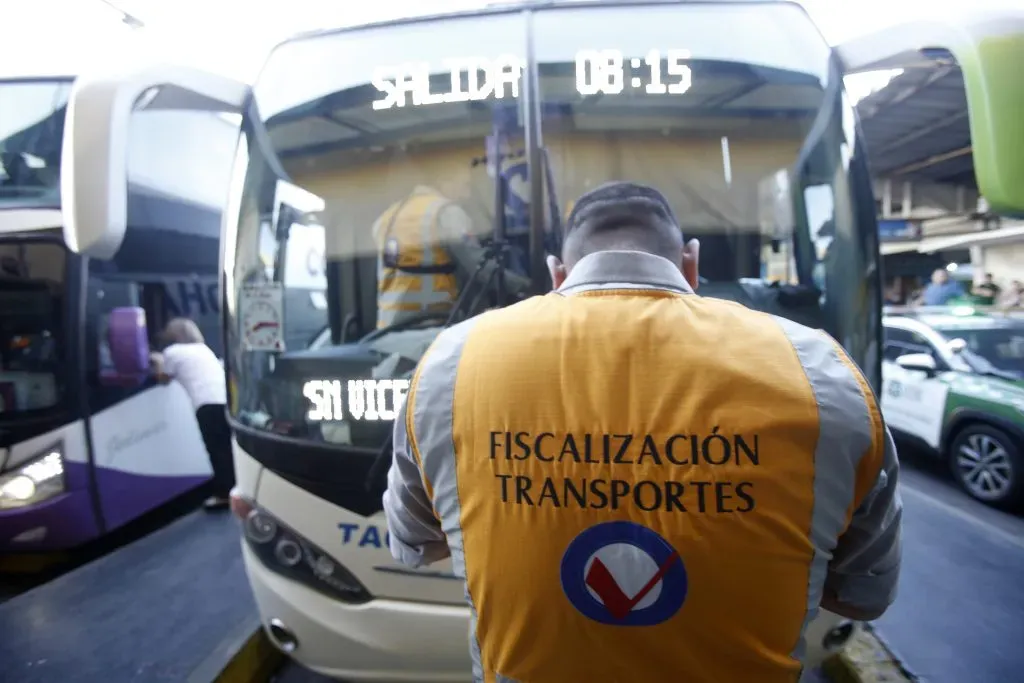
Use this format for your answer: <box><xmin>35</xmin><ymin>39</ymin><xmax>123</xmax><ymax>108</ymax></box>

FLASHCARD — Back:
<box><xmin>854</xmin><ymin>58</ymin><xmax>974</xmax><ymax>187</ymax></box>
<box><xmin>838</xmin><ymin>9</ymin><xmax>1024</xmax><ymax>196</ymax></box>
<box><xmin>879</xmin><ymin>223</ymin><xmax>1024</xmax><ymax>255</ymax></box>
<box><xmin>916</xmin><ymin>223</ymin><xmax>1024</xmax><ymax>253</ymax></box>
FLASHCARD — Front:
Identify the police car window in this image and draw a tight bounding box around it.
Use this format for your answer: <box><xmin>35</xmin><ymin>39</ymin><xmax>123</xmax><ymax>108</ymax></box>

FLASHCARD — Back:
<box><xmin>882</xmin><ymin>328</ymin><xmax>913</xmax><ymax>362</ymax></box>
<box><xmin>884</xmin><ymin>327</ymin><xmax>913</xmax><ymax>345</ymax></box>
<box><xmin>882</xmin><ymin>327</ymin><xmax>936</xmax><ymax>361</ymax></box>
<box><xmin>935</xmin><ymin>325</ymin><xmax>1024</xmax><ymax>376</ymax></box>
<box><xmin>908</xmin><ymin>331</ymin><xmax>936</xmax><ymax>355</ymax></box>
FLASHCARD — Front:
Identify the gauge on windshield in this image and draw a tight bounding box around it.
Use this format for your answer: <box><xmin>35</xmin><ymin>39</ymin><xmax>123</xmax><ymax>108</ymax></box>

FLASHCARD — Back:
<box><xmin>242</xmin><ymin>300</ymin><xmax>283</xmax><ymax>351</ymax></box>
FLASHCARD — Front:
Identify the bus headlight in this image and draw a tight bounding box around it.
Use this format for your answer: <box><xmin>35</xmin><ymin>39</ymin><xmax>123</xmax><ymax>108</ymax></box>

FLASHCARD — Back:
<box><xmin>241</xmin><ymin>506</ymin><xmax>371</xmax><ymax>604</ymax></box>
<box><xmin>0</xmin><ymin>443</ymin><xmax>66</xmax><ymax>510</ymax></box>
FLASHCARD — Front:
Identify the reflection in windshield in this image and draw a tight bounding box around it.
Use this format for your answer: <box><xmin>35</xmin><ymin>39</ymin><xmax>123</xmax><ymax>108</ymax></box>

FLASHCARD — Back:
<box><xmin>941</xmin><ymin>326</ymin><xmax>1024</xmax><ymax>378</ymax></box>
<box><xmin>0</xmin><ymin>80</ymin><xmax>70</xmax><ymax>205</ymax></box>
<box><xmin>225</xmin><ymin>2</ymin><xmax>880</xmax><ymax>446</ymax></box>
<box><xmin>532</xmin><ymin>2</ymin><xmax>877</xmax><ymax>365</ymax></box>
<box><xmin>0</xmin><ymin>240</ymin><xmax>66</xmax><ymax>415</ymax></box>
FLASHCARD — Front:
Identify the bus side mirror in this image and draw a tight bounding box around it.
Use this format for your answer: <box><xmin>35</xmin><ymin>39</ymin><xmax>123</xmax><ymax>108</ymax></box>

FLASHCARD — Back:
<box><xmin>102</xmin><ymin>306</ymin><xmax>150</xmax><ymax>386</ymax></box>
<box><xmin>837</xmin><ymin>12</ymin><xmax>1024</xmax><ymax>216</ymax></box>
<box><xmin>61</xmin><ymin>63</ymin><xmax>250</xmax><ymax>260</ymax></box>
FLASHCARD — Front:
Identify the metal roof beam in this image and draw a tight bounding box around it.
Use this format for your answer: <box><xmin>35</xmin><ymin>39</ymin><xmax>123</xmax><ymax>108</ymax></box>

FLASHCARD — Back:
<box><xmin>873</xmin><ymin>109</ymin><xmax>969</xmax><ymax>155</ymax></box>
<box><xmin>858</xmin><ymin>66</ymin><xmax>956</xmax><ymax>119</ymax></box>
<box><xmin>890</xmin><ymin>146</ymin><xmax>972</xmax><ymax>176</ymax></box>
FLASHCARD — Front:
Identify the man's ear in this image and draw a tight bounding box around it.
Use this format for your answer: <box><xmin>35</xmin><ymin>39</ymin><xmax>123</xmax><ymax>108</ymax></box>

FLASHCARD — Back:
<box><xmin>546</xmin><ymin>254</ymin><xmax>567</xmax><ymax>290</ymax></box>
<box><xmin>681</xmin><ymin>238</ymin><xmax>700</xmax><ymax>291</ymax></box>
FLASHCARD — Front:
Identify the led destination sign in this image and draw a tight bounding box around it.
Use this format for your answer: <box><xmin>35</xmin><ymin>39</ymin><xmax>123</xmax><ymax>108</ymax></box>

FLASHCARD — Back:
<box><xmin>371</xmin><ymin>48</ymin><xmax>692</xmax><ymax>110</ymax></box>
<box><xmin>372</xmin><ymin>55</ymin><xmax>523</xmax><ymax>110</ymax></box>
<box><xmin>304</xmin><ymin>378</ymin><xmax>411</xmax><ymax>422</ymax></box>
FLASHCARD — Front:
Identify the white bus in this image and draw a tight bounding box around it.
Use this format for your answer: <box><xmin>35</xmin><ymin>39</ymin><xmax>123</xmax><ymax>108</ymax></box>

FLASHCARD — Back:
<box><xmin>0</xmin><ymin>67</ymin><xmax>237</xmax><ymax>553</ymax></box>
<box><xmin>57</xmin><ymin>0</ymin><xmax>1024</xmax><ymax>680</ymax></box>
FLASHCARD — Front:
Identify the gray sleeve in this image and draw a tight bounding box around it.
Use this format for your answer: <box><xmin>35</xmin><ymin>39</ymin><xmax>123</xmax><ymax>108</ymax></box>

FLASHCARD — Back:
<box><xmin>381</xmin><ymin>395</ymin><xmax>450</xmax><ymax>568</ymax></box>
<box><xmin>772</xmin><ymin>315</ymin><xmax>903</xmax><ymax>623</ymax></box>
<box><xmin>437</xmin><ymin>204</ymin><xmax>532</xmax><ymax>296</ymax></box>
<box><xmin>826</xmin><ymin>425</ymin><xmax>903</xmax><ymax>614</ymax></box>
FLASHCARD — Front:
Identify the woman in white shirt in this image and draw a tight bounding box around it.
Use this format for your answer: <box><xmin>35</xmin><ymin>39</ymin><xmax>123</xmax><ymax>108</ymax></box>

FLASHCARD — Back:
<box><xmin>150</xmin><ymin>318</ymin><xmax>234</xmax><ymax>510</ymax></box>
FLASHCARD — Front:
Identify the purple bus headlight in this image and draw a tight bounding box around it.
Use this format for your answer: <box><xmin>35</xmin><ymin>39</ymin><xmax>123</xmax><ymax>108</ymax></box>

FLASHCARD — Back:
<box><xmin>0</xmin><ymin>442</ymin><xmax>65</xmax><ymax>510</ymax></box>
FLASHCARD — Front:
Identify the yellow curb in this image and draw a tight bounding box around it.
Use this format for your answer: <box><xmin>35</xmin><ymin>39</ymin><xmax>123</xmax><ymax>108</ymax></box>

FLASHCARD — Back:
<box><xmin>822</xmin><ymin>627</ymin><xmax>916</xmax><ymax>683</ymax></box>
<box><xmin>210</xmin><ymin>626</ymin><xmax>285</xmax><ymax>683</ymax></box>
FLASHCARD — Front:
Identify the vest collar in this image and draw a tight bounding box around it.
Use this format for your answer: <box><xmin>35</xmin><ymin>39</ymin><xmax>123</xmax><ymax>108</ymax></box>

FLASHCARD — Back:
<box><xmin>557</xmin><ymin>250</ymin><xmax>695</xmax><ymax>295</ymax></box>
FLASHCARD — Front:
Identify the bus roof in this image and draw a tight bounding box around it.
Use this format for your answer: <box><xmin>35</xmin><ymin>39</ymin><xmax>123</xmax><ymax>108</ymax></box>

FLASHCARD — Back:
<box><xmin>280</xmin><ymin>0</ymin><xmax>812</xmax><ymax>49</ymax></box>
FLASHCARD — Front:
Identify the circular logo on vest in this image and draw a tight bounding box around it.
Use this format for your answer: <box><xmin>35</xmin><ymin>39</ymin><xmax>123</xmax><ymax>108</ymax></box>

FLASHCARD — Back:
<box><xmin>886</xmin><ymin>379</ymin><xmax>904</xmax><ymax>398</ymax></box>
<box><xmin>560</xmin><ymin>521</ymin><xmax>687</xmax><ymax>626</ymax></box>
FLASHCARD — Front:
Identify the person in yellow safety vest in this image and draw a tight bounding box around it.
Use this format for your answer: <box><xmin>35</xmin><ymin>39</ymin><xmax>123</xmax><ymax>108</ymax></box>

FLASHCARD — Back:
<box><xmin>372</xmin><ymin>183</ymin><xmax>532</xmax><ymax>330</ymax></box>
<box><xmin>382</xmin><ymin>181</ymin><xmax>902</xmax><ymax>683</ymax></box>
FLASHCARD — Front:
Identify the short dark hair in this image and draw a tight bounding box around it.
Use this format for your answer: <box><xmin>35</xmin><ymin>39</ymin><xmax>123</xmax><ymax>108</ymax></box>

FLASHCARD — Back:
<box><xmin>562</xmin><ymin>181</ymin><xmax>683</xmax><ymax>265</ymax></box>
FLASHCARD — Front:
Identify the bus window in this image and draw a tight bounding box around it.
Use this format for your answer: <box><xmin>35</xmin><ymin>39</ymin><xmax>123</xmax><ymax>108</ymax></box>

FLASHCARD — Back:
<box><xmin>0</xmin><ymin>240</ymin><xmax>66</xmax><ymax>416</ymax></box>
<box><xmin>84</xmin><ymin>272</ymin><xmax>144</xmax><ymax>410</ymax></box>
<box><xmin>226</xmin><ymin>11</ymin><xmax>529</xmax><ymax>441</ymax></box>
<box><xmin>0</xmin><ymin>80</ymin><xmax>70</xmax><ymax>209</ymax></box>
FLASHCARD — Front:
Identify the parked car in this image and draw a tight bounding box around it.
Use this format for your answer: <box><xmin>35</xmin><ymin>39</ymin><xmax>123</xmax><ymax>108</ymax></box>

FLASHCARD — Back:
<box><xmin>882</xmin><ymin>307</ymin><xmax>1024</xmax><ymax>509</ymax></box>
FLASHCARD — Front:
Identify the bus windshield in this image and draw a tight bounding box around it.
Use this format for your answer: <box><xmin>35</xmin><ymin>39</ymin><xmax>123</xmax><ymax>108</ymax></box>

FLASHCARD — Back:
<box><xmin>226</xmin><ymin>2</ymin><xmax>881</xmax><ymax>445</ymax></box>
<box><xmin>0</xmin><ymin>239</ymin><xmax>66</xmax><ymax>417</ymax></box>
<box><xmin>0</xmin><ymin>80</ymin><xmax>70</xmax><ymax>207</ymax></box>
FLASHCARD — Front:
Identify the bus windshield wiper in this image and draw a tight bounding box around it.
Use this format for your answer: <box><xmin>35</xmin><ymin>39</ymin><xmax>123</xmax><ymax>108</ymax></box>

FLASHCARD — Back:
<box><xmin>540</xmin><ymin>146</ymin><xmax>563</xmax><ymax>256</ymax></box>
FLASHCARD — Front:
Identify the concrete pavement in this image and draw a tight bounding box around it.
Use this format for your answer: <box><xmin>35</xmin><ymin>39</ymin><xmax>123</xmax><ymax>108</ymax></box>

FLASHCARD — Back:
<box><xmin>872</xmin><ymin>449</ymin><xmax>1024</xmax><ymax>683</ymax></box>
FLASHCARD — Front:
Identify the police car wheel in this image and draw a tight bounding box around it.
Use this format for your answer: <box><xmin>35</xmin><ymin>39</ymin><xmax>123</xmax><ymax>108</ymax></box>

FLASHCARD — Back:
<box><xmin>947</xmin><ymin>424</ymin><xmax>1024</xmax><ymax>510</ymax></box>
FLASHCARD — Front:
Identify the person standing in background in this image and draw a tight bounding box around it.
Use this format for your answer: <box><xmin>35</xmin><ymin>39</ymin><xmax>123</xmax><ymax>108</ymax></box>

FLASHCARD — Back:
<box><xmin>917</xmin><ymin>268</ymin><xmax>963</xmax><ymax>306</ymax></box>
<box><xmin>150</xmin><ymin>318</ymin><xmax>234</xmax><ymax>511</ymax></box>
<box><xmin>972</xmin><ymin>272</ymin><xmax>1002</xmax><ymax>305</ymax></box>
<box><xmin>999</xmin><ymin>279</ymin><xmax>1023</xmax><ymax>309</ymax></box>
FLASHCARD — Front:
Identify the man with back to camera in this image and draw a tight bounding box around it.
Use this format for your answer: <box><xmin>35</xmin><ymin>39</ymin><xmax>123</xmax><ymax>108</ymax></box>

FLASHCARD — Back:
<box><xmin>382</xmin><ymin>182</ymin><xmax>903</xmax><ymax>683</ymax></box>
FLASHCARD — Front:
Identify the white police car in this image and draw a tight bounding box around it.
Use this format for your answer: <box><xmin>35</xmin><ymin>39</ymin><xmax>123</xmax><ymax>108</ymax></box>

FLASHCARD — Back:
<box><xmin>882</xmin><ymin>307</ymin><xmax>1024</xmax><ymax>509</ymax></box>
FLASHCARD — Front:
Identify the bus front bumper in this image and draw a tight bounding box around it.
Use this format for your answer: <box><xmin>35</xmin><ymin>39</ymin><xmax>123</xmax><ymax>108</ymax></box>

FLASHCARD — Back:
<box><xmin>241</xmin><ymin>542</ymin><xmax>854</xmax><ymax>680</ymax></box>
<box><xmin>241</xmin><ymin>543</ymin><xmax>473</xmax><ymax>682</ymax></box>
<box><xmin>0</xmin><ymin>490</ymin><xmax>99</xmax><ymax>554</ymax></box>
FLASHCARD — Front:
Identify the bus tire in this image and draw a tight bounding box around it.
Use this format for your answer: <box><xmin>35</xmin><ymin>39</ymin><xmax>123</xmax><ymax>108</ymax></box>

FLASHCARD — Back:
<box><xmin>947</xmin><ymin>423</ymin><xmax>1024</xmax><ymax>510</ymax></box>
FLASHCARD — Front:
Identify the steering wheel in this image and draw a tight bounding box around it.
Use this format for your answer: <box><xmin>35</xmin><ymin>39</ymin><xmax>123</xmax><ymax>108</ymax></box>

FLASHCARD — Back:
<box><xmin>359</xmin><ymin>311</ymin><xmax>451</xmax><ymax>344</ymax></box>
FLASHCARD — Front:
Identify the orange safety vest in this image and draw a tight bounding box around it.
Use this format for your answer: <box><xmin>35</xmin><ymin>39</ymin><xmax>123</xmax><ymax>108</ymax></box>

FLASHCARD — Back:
<box><xmin>394</xmin><ymin>251</ymin><xmax>894</xmax><ymax>683</ymax></box>
<box><xmin>374</xmin><ymin>188</ymin><xmax>460</xmax><ymax>329</ymax></box>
